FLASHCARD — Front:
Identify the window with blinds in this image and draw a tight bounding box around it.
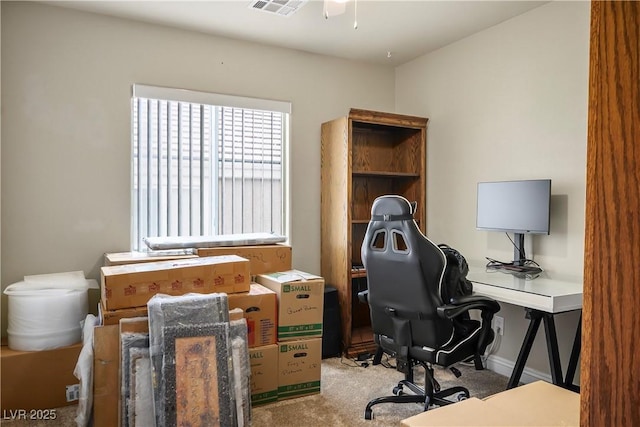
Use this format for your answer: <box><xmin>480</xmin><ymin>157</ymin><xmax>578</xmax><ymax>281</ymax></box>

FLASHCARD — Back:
<box><xmin>131</xmin><ymin>85</ymin><xmax>289</xmax><ymax>251</ymax></box>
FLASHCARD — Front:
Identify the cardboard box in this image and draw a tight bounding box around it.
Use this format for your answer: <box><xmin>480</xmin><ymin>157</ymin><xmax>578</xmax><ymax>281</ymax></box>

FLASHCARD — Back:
<box><xmin>1</xmin><ymin>343</ymin><xmax>82</xmax><ymax>411</ymax></box>
<box><xmin>99</xmin><ymin>301</ymin><xmax>148</xmax><ymax>325</ymax></box>
<box><xmin>228</xmin><ymin>283</ymin><xmax>277</xmax><ymax>347</ymax></box>
<box><xmin>400</xmin><ymin>397</ymin><xmax>510</xmax><ymax>426</ymax></box>
<box><xmin>196</xmin><ymin>244</ymin><xmax>292</xmax><ymax>275</ymax></box>
<box><xmin>277</xmin><ymin>338</ymin><xmax>322</xmax><ymax>400</ymax></box>
<box><xmin>400</xmin><ymin>381</ymin><xmax>580</xmax><ymax>427</ymax></box>
<box><xmin>104</xmin><ymin>250</ymin><xmax>197</xmax><ymax>266</ymax></box>
<box><xmin>229</xmin><ymin>307</ymin><xmax>244</xmax><ymax>321</ymax></box>
<box><xmin>101</xmin><ymin>255</ymin><xmax>250</xmax><ymax>310</ymax></box>
<box><xmin>249</xmin><ymin>344</ymin><xmax>279</xmax><ymax>406</ymax></box>
<box><xmin>93</xmin><ymin>325</ymin><xmax>119</xmax><ymax>427</ymax></box>
<box><xmin>256</xmin><ymin>270</ymin><xmax>324</xmax><ymax>341</ymax></box>
<box><xmin>482</xmin><ymin>380</ymin><xmax>579</xmax><ymax>426</ymax></box>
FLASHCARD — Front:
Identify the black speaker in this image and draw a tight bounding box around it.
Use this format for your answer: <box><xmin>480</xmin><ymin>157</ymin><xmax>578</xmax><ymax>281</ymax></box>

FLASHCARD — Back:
<box><xmin>322</xmin><ymin>285</ymin><xmax>342</xmax><ymax>358</ymax></box>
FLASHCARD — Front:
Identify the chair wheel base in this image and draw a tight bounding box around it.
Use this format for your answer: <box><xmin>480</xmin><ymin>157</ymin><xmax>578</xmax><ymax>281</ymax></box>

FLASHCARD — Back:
<box><xmin>364</xmin><ymin>409</ymin><xmax>373</xmax><ymax>420</ymax></box>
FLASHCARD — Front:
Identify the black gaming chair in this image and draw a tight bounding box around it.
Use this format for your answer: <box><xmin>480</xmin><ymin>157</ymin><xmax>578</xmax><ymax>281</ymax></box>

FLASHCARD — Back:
<box><xmin>358</xmin><ymin>195</ymin><xmax>500</xmax><ymax>420</ymax></box>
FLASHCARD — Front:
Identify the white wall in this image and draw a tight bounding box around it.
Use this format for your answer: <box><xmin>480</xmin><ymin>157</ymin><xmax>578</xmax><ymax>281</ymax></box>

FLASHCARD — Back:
<box><xmin>395</xmin><ymin>1</ymin><xmax>590</xmax><ymax>378</ymax></box>
<box><xmin>0</xmin><ymin>2</ymin><xmax>396</xmax><ymax>335</ymax></box>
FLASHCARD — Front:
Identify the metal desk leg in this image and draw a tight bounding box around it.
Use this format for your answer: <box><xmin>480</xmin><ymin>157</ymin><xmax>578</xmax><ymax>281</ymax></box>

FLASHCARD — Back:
<box><xmin>564</xmin><ymin>312</ymin><xmax>582</xmax><ymax>392</ymax></box>
<box><xmin>507</xmin><ymin>308</ymin><xmax>543</xmax><ymax>389</ymax></box>
<box><xmin>542</xmin><ymin>313</ymin><xmax>564</xmax><ymax>385</ymax></box>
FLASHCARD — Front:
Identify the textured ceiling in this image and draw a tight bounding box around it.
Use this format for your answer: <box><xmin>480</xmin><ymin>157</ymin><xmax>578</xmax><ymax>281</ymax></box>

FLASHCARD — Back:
<box><xmin>48</xmin><ymin>1</ymin><xmax>547</xmax><ymax>66</ymax></box>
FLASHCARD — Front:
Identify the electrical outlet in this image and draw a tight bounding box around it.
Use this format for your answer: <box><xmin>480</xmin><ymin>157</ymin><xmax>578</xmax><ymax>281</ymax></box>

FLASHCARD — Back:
<box><xmin>494</xmin><ymin>316</ymin><xmax>504</xmax><ymax>336</ymax></box>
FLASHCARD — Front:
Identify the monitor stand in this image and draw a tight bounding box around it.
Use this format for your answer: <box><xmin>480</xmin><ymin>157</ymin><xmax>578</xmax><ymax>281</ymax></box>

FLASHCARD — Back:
<box><xmin>513</xmin><ymin>232</ymin><xmax>526</xmax><ymax>266</ymax></box>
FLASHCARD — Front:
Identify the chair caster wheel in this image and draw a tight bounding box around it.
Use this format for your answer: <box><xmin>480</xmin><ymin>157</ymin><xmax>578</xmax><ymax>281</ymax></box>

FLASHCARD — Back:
<box><xmin>365</xmin><ymin>409</ymin><xmax>374</xmax><ymax>420</ymax></box>
<box><xmin>457</xmin><ymin>392</ymin><xmax>469</xmax><ymax>401</ymax></box>
<box><xmin>393</xmin><ymin>385</ymin><xmax>404</xmax><ymax>395</ymax></box>
<box><xmin>424</xmin><ymin>396</ymin><xmax>432</xmax><ymax>411</ymax></box>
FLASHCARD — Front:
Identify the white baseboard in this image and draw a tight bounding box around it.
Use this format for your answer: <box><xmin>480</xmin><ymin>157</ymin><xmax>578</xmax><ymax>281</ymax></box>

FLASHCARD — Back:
<box><xmin>485</xmin><ymin>354</ymin><xmax>552</xmax><ymax>385</ymax></box>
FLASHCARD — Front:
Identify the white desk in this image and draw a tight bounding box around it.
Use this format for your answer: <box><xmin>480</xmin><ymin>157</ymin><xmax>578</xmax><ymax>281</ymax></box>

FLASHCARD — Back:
<box><xmin>467</xmin><ymin>264</ymin><xmax>583</xmax><ymax>391</ymax></box>
<box><xmin>468</xmin><ymin>268</ymin><xmax>583</xmax><ymax>313</ymax></box>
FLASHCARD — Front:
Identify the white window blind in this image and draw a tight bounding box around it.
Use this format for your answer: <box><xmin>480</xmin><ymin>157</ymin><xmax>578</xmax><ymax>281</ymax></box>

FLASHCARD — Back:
<box><xmin>131</xmin><ymin>85</ymin><xmax>290</xmax><ymax>251</ymax></box>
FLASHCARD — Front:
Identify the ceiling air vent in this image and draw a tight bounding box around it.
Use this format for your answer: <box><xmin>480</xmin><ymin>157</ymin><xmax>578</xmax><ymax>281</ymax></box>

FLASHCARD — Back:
<box><xmin>248</xmin><ymin>0</ymin><xmax>309</xmax><ymax>17</ymax></box>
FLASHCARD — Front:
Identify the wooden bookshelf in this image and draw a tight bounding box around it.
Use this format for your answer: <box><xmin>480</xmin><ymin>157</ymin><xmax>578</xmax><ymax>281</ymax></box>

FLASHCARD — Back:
<box><xmin>320</xmin><ymin>108</ymin><xmax>428</xmax><ymax>357</ymax></box>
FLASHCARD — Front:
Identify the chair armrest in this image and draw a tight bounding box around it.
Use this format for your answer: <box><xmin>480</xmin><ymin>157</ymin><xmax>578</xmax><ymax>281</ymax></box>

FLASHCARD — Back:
<box><xmin>437</xmin><ymin>295</ymin><xmax>500</xmax><ymax>320</ymax></box>
<box><xmin>357</xmin><ymin>289</ymin><xmax>369</xmax><ymax>304</ymax></box>
<box><xmin>450</xmin><ymin>295</ymin><xmax>500</xmax><ymax>307</ymax></box>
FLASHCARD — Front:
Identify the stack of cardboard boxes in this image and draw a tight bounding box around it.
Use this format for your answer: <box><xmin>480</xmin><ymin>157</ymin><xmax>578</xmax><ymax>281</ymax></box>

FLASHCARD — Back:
<box><xmin>195</xmin><ymin>246</ymin><xmax>326</xmax><ymax>405</ymax></box>
<box><xmin>96</xmin><ymin>243</ymin><xmax>327</xmax><ymax>424</ymax></box>
<box><xmin>2</xmin><ymin>243</ymin><xmax>325</xmax><ymax>420</ymax></box>
<box><xmin>255</xmin><ymin>271</ymin><xmax>324</xmax><ymax>402</ymax></box>
<box><xmin>95</xmin><ymin>251</ymin><xmax>255</xmax><ymax>426</ymax></box>
<box><xmin>194</xmin><ymin>246</ymin><xmax>325</xmax><ymax>405</ymax></box>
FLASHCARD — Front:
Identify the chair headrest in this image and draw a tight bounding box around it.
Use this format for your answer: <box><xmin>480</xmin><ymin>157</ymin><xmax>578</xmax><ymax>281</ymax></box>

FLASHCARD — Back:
<box><xmin>371</xmin><ymin>195</ymin><xmax>416</xmax><ymax>221</ymax></box>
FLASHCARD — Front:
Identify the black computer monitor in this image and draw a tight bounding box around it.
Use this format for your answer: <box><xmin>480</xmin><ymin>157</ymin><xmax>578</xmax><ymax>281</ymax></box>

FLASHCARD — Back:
<box><xmin>476</xmin><ymin>179</ymin><xmax>551</xmax><ymax>266</ymax></box>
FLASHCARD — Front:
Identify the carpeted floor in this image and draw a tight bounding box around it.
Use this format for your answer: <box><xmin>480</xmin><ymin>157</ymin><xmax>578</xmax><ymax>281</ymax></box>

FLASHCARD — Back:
<box><xmin>252</xmin><ymin>355</ymin><xmax>509</xmax><ymax>426</ymax></box>
<box><xmin>3</xmin><ymin>356</ymin><xmax>508</xmax><ymax>426</ymax></box>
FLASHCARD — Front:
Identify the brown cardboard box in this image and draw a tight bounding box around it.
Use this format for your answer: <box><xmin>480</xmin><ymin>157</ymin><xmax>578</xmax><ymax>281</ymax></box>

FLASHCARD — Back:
<box><xmin>196</xmin><ymin>243</ymin><xmax>291</xmax><ymax>276</ymax></box>
<box><xmin>99</xmin><ymin>301</ymin><xmax>148</xmax><ymax>325</ymax></box>
<box><xmin>277</xmin><ymin>338</ymin><xmax>322</xmax><ymax>400</ymax></box>
<box><xmin>93</xmin><ymin>319</ymin><xmax>150</xmax><ymax>427</ymax></box>
<box><xmin>228</xmin><ymin>283</ymin><xmax>277</xmax><ymax>347</ymax></box>
<box><xmin>400</xmin><ymin>381</ymin><xmax>580</xmax><ymax>427</ymax></box>
<box><xmin>400</xmin><ymin>398</ymin><xmax>511</xmax><ymax>426</ymax></box>
<box><xmin>1</xmin><ymin>343</ymin><xmax>82</xmax><ymax>411</ymax></box>
<box><xmin>104</xmin><ymin>250</ymin><xmax>197</xmax><ymax>266</ymax></box>
<box><xmin>229</xmin><ymin>307</ymin><xmax>244</xmax><ymax>321</ymax></box>
<box><xmin>101</xmin><ymin>255</ymin><xmax>250</xmax><ymax>310</ymax></box>
<box><xmin>482</xmin><ymin>380</ymin><xmax>579</xmax><ymax>426</ymax></box>
<box><xmin>93</xmin><ymin>325</ymin><xmax>119</xmax><ymax>427</ymax></box>
<box><xmin>249</xmin><ymin>344</ymin><xmax>279</xmax><ymax>406</ymax></box>
<box><xmin>256</xmin><ymin>270</ymin><xmax>324</xmax><ymax>341</ymax></box>
<box><xmin>196</xmin><ymin>244</ymin><xmax>292</xmax><ymax>275</ymax></box>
